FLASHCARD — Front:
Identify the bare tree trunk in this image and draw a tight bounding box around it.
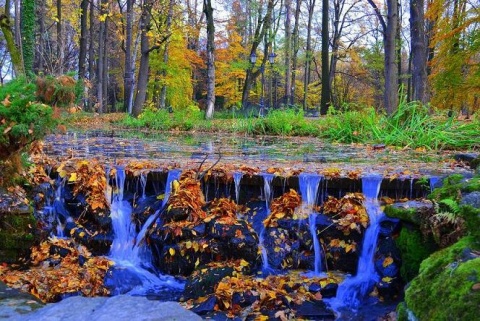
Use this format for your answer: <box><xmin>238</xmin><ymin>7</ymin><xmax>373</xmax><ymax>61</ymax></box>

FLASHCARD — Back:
<box><xmin>123</xmin><ymin>0</ymin><xmax>133</xmax><ymax>113</ymax></box>
<box><xmin>36</xmin><ymin>0</ymin><xmax>45</xmax><ymax>73</ymax></box>
<box><xmin>320</xmin><ymin>0</ymin><xmax>330</xmax><ymax>114</ymax></box>
<box><xmin>203</xmin><ymin>0</ymin><xmax>215</xmax><ymax>119</ymax></box>
<box><xmin>0</xmin><ymin>10</ymin><xmax>24</xmax><ymax>76</ymax></box>
<box><xmin>410</xmin><ymin>0</ymin><xmax>427</xmax><ymax>104</ymax></box>
<box><xmin>384</xmin><ymin>0</ymin><xmax>399</xmax><ymax>115</ymax></box>
<box><xmin>97</xmin><ymin>0</ymin><xmax>106</xmax><ymax>113</ymax></box>
<box><xmin>303</xmin><ymin>0</ymin><xmax>315</xmax><ymax>110</ymax></box>
<box><xmin>14</xmin><ymin>0</ymin><xmax>24</xmax><ymax>72</ymax></box>
<box><xmin>57</xmin><ymin>0</ymin><xmax>63</xmax><ymax>74</ymax></box>
<box><xmin>290</xmin><ymin>0</ymin><xmax>301</xmax><ymax>105</ymax></box>
<box><xmin>88</xmin><ymin>0</ymin><xmax>95</xmax><ymax>111</ymax></box>
<box><xmin>159</xmin><ymin>0</ymin><xmax>174</xmax><ymax>110</ymax></box>
<box><xmin>241</xmin><ymin>0</ymin><xmax>275</xmax><ymax>108</ymax></box>
<box><xmin>78</xmin><ymin>0</ymin><xmax>88</xmax><ymax>78</ymax></box>
<box><xmin>132</xmin><ymin>0</ymin><xmax>154</xmax><ymax>117</ymax></box>
<box><xmin>284</xmin><ymin>0</ymin><xmax>292</xmax><ymax>106</ymax></box>
<box><xmin>102</xmin><ymin>14</ymin><xmax>108</xmax><ymax>111</ymax></box>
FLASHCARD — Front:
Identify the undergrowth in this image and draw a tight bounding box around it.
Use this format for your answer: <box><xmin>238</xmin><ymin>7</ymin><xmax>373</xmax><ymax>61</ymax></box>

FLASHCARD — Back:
<box><xmin>96</xmin><ymin>101</ymin><xmax>480</xmax><ymax>150</ymax></box>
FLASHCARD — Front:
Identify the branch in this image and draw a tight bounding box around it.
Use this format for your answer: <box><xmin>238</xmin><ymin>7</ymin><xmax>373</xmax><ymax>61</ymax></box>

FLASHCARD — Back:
<box><xmin>366</xmin><ymin>0</ymin><xmax>386</xmax><ymax>33</ymax></box>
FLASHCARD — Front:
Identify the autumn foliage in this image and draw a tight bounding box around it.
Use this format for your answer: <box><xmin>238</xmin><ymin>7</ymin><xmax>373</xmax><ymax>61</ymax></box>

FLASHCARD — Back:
<box><xmin>0</xmin><ymin>238</ymin><xmax>112</xmax><ymax>302</ymax></box>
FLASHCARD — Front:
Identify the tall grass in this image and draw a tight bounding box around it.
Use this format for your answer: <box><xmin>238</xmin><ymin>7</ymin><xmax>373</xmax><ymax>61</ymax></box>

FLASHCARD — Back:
<box><xmin>111</xmin><ymin>102</ymin><xmax>479</xmax><ymax>150</ymax></box>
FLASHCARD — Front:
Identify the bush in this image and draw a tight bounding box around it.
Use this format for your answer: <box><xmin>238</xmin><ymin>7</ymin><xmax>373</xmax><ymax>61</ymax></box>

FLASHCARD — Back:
<box><xmin>0</xmin><ymin>78</ymin><xmax>55</xmax><ymax>185</ymax></box>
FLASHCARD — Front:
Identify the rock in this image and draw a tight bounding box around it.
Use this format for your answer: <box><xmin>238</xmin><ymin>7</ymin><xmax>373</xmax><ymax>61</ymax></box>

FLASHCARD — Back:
<box><xmin>190</xmin><ymin>295</ymin><xmax>217</xmax><ymax>315</ymax></box>
<box><xmin>293</xmin><ymin>300</ymin><xmax>335</xmax><ymax>320</ymax></box>
<box><xmin>104</xmin><ymin>266</ymin><xmax>144</xmax><ymax>295</ymax></box>
<box><xmin>384</xmin><ymin>200</ymin><xmax>434</xmax><ymax>225</ymax></box>
<box><xmin>0</xmin><ymin>281</ymin><xmax>43</xmax><ymax>319</ymax></box>
<box><xmin>454</xmin><ymin>153</ymin><xmax>479</xmax><ymax>165</ymax></box>
<box><xmin>460</xmin><ymin>191</ymin><xmax>480</xmax><ymax>209</ymax></box>
<box><xmin>8</xmin><ymin>295</ymin><xmax>202</xmax><ymax>321</ymax></box>
<box><xmin>183</xmin><ymin>266</ymin><xmax>234</xmax><ymax>300</ymax></box>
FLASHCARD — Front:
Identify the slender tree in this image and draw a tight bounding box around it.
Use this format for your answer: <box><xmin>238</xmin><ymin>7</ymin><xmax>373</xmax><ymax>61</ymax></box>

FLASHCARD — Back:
<box><xmin>57</xmin><ymin>0</ymin><xmax>63</xmax><ymax>74</ymax></box>
<box><xmin>20</xmin><ymin>0</ymin><xmax>35</xmax><ymax>77</ymax></box>
<box><xmin>303</xmin><ymin>0</ymin><xmax>315</xmax><ymax>110</ymax></box>
<box><xmin>203</xmin><ymin>0</ymin><xmax>215</xmax><ymax>119</ymax></box>
<box><xmin>284</xmin><ymin>0</ymin><xmax>292</xmax><ymax>106</ymax></box>
<box><xmin>290</xmin><ymin>0</ymin><xmax>301</xmax><ymax>105</ymax></box>
<box><xmin>320</xmin><ymin>0</ymin><xmax>330</xmax><ymax>114</ymax></box>
<box><xmin>78</xmin><ymin>0</ymin><xmax>88</xmax><ymax>79</ymax></box>
<box><xmin>123</xmin><ymin>0</ymin><xmax>134</xmax><ymax>113</ymax></box>
<box><xmin>410</xmin><ymin>0</ymin><xmax>428</xmax><ymax>104</ymax></box>
<box><xmin>0</xmin><ymin>1</ymin><xmax>24</xmax><ymax>76</ymax></box>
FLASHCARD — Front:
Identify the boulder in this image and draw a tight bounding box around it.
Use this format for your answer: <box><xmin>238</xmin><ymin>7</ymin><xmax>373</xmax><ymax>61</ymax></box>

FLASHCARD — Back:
<box><xmin>384</xmin><ymin>200</ymin><xmax>434</xmax><ymax>225</ymax></box>
<box><xmin>8</xmin><ymin>295</ymin><xmax>202</xmax><ymax>321</ymax></box>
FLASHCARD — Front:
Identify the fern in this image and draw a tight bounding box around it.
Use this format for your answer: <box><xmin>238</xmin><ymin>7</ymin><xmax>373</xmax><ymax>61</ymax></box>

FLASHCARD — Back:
<box><xmin>438</xmin><ymin>199</ymin><xmax>460</xmax><ymax>214</ymax></box>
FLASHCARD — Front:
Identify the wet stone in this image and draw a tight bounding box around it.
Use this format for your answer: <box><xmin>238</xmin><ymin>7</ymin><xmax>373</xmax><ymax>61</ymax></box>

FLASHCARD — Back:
<box><xmin>293</xmin><ymin>300</ymin><xmax>335</xmax><ymax>320</ymax></box>
<box><xmin>104</xmin><ymin>266</ymin><xmax>143</xmax><ymax>295</ymax></box>
<box><xmin>460</xmin><ymin>191</ymin><xmax>480</xmax><ymax>209</ymax></box>
<box><xmin>184</xmin><ymin>266</ymin><xmax>234</xmax><ymax>300</ymax></box>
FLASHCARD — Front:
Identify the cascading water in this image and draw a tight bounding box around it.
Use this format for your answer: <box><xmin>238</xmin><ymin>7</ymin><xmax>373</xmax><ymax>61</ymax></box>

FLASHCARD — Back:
<box><xmin>233</xmin><ymin>172</ymin><xmax>243</xmax><ymax>205</ymax></box>
<box><xmin>258</xmin><ymin>173</ymin><xmax>275</xmax><ymax>272</ymax></box>
<box><xmin>429</xmin><ymin>176</ymin><xmax>440</xmax><ymax>192</ymax></box>
<box><xmin>109</xmin><ymin>167</ymin><xmax>184</xmax><ymax>294</ymax></box>
<box><xmin>298</xmin><ymin>173</ymin><xmax>324</xmax><ymax>275</ymax></box>
<box><xmin>330</xmin><ymin>174</ymin><xmax>384</xmax><ymax>310</ymax></box>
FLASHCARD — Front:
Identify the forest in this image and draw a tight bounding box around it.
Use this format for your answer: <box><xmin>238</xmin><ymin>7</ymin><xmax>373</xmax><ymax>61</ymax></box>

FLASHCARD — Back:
<box><xmin>0</xmin><ymin>0</ymin><xmax>479</xmax><ymax>119</ymax></box>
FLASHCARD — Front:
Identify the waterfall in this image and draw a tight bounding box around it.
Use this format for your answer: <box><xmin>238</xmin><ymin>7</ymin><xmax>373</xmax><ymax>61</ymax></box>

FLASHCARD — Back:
<box><xmin>298</xmin><ymin>173</ymin><xmax>324</xmax><ymax>275</ymax></box>
<box><xmin>109</xmin><ymin>167</ymin><xmax>184</xmax><ymax>293</ymax></box>
<box><xmin>140</xmin><ymin>172</ymin><xmax>147</xmax><ymax>200</ymax></box>
<box><xmin>429</xmin><ymin>176</ymin><xmax>440</xmax><ymax>192</ymax></box>
<box><xmin>330</xmin><ymin>174</ymin><xmax>384</xmax><ymax>310</ymax></box>
<box><xmin>259</xmin><ymin>173</ymin><xmax>275</xmax><ymax>272</ymax></box>
<box><xmin>233</xmin><ymin>172</ymin><xmax>243</xmax><ymax>205</ymax></box>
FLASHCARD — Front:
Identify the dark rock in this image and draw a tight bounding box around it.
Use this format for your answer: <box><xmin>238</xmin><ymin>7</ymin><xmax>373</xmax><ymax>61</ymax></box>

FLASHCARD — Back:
<box><xmin>294</xmin><ymin>300</ymin><xmax>335</xmax><ymax>320</ymax></box>
<box><xmin>104</xmin><ymin>266</ymin><xmax>144</xmax><ymax>295</ymax></box>
<box><xmin>49</xmin><ymin>245</ymin><xmax>71</xmax><ymax>257</ymax></box>
<box><xmin>460</xmin><ymin>191</ymin><xmax>480</xmax><ymax>209</ymax></box>
<box><xmin>454</xmin><ymin>153</ymin><xmax>479</xmax><ymax>165</ymax></box>
<box><xmin>320</xmin><ymin>283</ymin><xmax>338</xmax><ymax>298</ymax></box>
<box><xmin>184</xmin><ymin>266</ymin><xmax>234</xmax><ymax>300</ymax></box>
<box><xmin>190</xmin><ymin>295</ymin><xmax>217</xmax><ymax>315</ymax></box>
<box><xmin>379</xmin><ymin>217</ymin><xmax>401</xmax><ymax>237</ymax></box>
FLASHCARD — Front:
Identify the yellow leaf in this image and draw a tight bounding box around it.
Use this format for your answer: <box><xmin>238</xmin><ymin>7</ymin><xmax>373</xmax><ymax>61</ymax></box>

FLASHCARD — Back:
<box><xmin>79</xmin><ymin>231</ymin><xmax>85</xmax><ymax>238</ymax></box>
<box><xmin>382</xmin><ymin>276</ymin><xmax>393</xmax><ymax>283</ymax></box>
<box><xmin>185</xmin><ymin>241</ymin><xmax>192</xmax><ymax>249</ymax></box>
<box><xmin>195</xmin><ymin>258</ymin><xmax>200</xmax><ymax>268</ymax></box>
<box><xmin>383</xmin><ymin>256</ymin><xmax>394</xmax><ymax>268</ymax></box>
<box><xmin>69</xmin><ymin>173</ymin><xmax>77</xmax><ymax>182</ymax></box>
<box><xmin>169</xmin><ymin>248</ymin><xmax>175</xmax><ymax>256</ymax></box>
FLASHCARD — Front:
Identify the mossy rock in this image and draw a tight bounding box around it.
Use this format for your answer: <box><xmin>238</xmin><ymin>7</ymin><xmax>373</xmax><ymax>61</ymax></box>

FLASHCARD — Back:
<box><xmin>384</xmin><ymin>200</ymin><xmax>434</xmax><ymax>225</ymax></box>
<box><xmin>0</xmin><ymin>207</ymin><xmax>36</xmax><ymax>263</ymax></box>
<box><xmin>395</xmin><ymin>224</ymin><xmax>438</xmax><ymax>282</ymax></box>
<box><xmin>404</xmin><ymin>237</ymin><xmax>480</xmax><ymax>320</ymax></box>
<box><xmin>429</xmin><ymin>174</ymin><xmax>480</xmax><ymax>202</ymax></box>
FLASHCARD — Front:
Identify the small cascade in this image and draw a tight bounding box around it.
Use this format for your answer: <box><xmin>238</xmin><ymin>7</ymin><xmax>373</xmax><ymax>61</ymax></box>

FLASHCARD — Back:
<box><xmin>429</xmin><ymin>176</ymin><xmax>440</xmax><ymax>192</ymax></box>
<box><xmin>140</xmin><ymin>172</ymin><xmax>147</xmax><ymax>200</ymax></box>
<box><xmin>259</xmin><ymin>173</ymin><xmax>275</xmax><ymax>272</ymax></box>
<box><xmin>43</xmin><ymin>178</ymin><xmax>69</xmax><ymax>237</ymax></box>
<box><xmin>109</xmin><ymin>167</ymin><xmax>184</xmax><ymax>294</ymax></box>
<box><xmin>298</xmin><ymin>173</ymin><xmax>324</xmax><ymax>275</ymax></box>
<box><xmin>162</xmin><ymin>169</ymin><xmax>182</xmax><ymax>208</ymax></box>
<box><xmin>233</xmin><ymin>172</ymin><xmax>243</xmax><ymax>205</ymax></box>
<box><xmin>331</xmin><ymin>174</ymin><xmax>384</xmax><ymax>310</ymax></box>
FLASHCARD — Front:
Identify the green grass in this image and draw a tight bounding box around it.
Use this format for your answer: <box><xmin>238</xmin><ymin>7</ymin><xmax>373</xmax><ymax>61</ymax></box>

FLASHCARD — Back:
<box><xmin>78</xmin><ymin>101</ymin><xmax>479</xmax><ymax>150</ymax></box>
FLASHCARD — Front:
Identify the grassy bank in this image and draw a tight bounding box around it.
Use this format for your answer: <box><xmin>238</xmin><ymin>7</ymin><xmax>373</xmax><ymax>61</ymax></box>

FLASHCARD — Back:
<box><xmin>67</xmin><ymin>102</ymin><xmax>479</xmax><ymax>150</ymax></box>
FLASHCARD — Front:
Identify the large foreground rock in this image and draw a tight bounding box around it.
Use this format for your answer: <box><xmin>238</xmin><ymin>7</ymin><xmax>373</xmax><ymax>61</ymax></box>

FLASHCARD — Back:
<box><xmin>9</xmin><ymin>295</ymin><xmax>202</xmax><ymax>321</ymax></box>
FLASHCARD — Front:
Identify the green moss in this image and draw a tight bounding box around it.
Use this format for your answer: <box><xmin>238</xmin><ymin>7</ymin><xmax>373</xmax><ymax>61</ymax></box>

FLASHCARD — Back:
<box><xmin>0</xmin><ymin>209</ymin><xmax>36</xmax><ymax>263</ymax></box>
<box><xmin>395</xmin><ymin>226</ymin><xmax>438</xmax><ymax>282</ymax></box>
<box><xmin>429</xmin><ymin>174</ymin><xmax>480</xmax><ymax>201</ymax></box>
<box><xmin>396</xmin><ymin>302</ymin><xmax>408</xmax><ymax>321</ymax></box>
<box><xmin>405</xmin><ymin>237</ymin><xmax>480</xmax><ymax>320</ymax></box>
<box><xmin>460</xmin><ymin>205</ymin><xmax>480</xmax><ymax>240</ymax></box>
<box><xmin>384</xmin><ymin>204</ymin><xmax>423</xmax><ymax>225</ymax></box>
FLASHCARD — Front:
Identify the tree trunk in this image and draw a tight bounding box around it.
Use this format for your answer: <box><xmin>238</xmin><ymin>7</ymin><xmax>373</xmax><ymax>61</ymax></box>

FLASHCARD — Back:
<box><xmin>123</xmin><ymin>0</ymin><xmax>133</xmax><ymax>113</ymax></box>
<box><xmin>241</xmin><ymin>0</ymin><xmax>275</xmax><ymax>108</ymax></box>
<box><xmin>410</xmin><ymin>0</ymin><xmax>427</xmax><ymax>104</ymax></box>
<box><xmin>57</xmin><ymin>0</ymin><xmax>63</xmax><ymax>74</ymax></box>
<box><xmin>320</xmin><ymin>0</ymin><xmax>330</xmax><ymax>114</ymax></box>
<box><xmin>384</xmin><ymin>0</ymin><xmax>399</xmax><ymax>115</ymax></box>
<box><xmin>97</xmin><ymin>0</ymin><xmax>106</xmax><ymax>113</ymax></box>
<box><xmin>102</xmin><ymin>14</ymin><xmax>108</xmax><ymax>111</ymax></box>
<box><xmin>20</xmin><ymin>0</ymin><xmax>35</xmax><ymax>77</ymax></box>
<box><xmin>290</xmin><ymin>0</ymin><xmax>301</xmax><ymax>105</ymax></box>
<box><xmin>36</xmin><ymin>0</ymin><xmax>45</xmax><ymax>73</ymax></box>
<box><xmin>132</xmin><ymin>0</ymin><xmax>154</xmax><ymax>117</ymax></box>
<box><xmin>284</xmin><ymin>0</ymin><xmax>292</xmax><ymax>107</ymax></box>
<box><xmin>203</xmin><ymin>0</ymin><xmax>215</xmax><ymax>119</ymax></box>
<box><xmin>88</xmin><ymin>0</ymin><xmax>95</xmax><ymax>111</ymax></box>
<box><xmin>0</xmin><ymin>13</ymin><xmax>24</xmax><ymax>76</ymax></box>
<box><xmin>158</xmin><ymin>0</ymin><xmax>175</xmax><ymax>110</ymax></box>
<box><xmin>78</xmin><ymin>0</ymin><xmax>88</xmax><ymax>78</ymax></box>
<box><xmin>303</xmin><ymin>0</ymin><xmax>315</xmax><ymax>110</ymax></box>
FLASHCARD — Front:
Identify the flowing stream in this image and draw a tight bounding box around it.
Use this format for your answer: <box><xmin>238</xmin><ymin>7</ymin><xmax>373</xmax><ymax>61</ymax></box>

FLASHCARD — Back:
<box><xmin>298</xmin><ymin>173</ymin><xmax>324</xmax><ymax>275</ymax></box>
<box><xmin>108</xmin><ymin>167</ymin><xmax>184</xmax><ymax>294</ymax></box>
<box><xmin>259</xmin><ymin>173</ymin><xmax>275</xmax><ymax>272</ymax></box>
<box><xmin>330</xmin><ymin>174</ymin><xmax>384</xmax><ymax>311</ymax></box>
